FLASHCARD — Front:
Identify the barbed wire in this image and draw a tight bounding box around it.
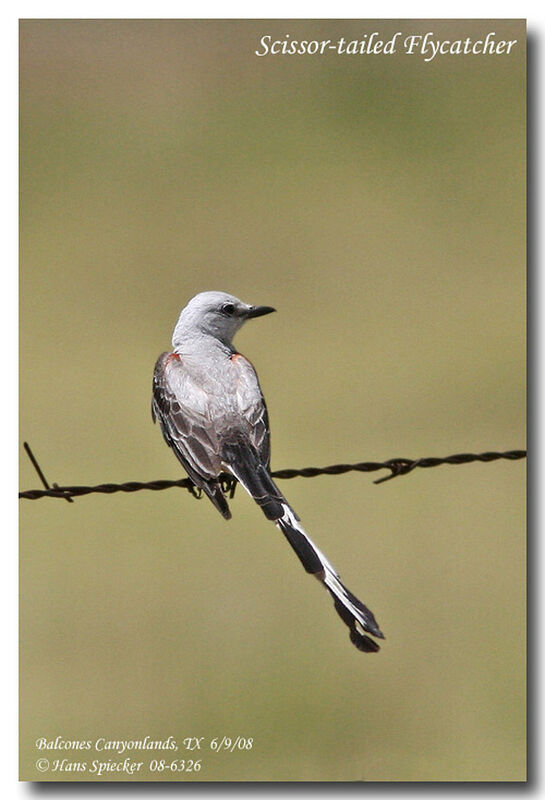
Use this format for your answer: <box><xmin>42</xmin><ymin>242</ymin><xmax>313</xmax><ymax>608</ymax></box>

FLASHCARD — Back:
<box><xmin>19</xmin><ymin>442</ymin><xmax>527</xmax><ymax>503</ymax></box>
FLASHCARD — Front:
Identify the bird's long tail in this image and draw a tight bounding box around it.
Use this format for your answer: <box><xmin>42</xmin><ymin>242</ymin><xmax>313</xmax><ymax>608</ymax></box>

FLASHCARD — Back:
<box><xmin>223</xmin><ymin>443</ymin><xmax>384</xmax><ymax>652</ymax></box>
<box><xmin>275</xmin><ymin>503</ymin><xmax>384</xmax><ymax>652</ymax></box>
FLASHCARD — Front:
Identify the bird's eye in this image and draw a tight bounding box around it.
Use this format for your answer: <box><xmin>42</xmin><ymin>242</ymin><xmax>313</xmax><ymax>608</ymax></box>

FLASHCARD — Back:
<box><xmin>221</xmin><ymin>303</ymin><xmax>236</xmax><ymax>316</ymax></box>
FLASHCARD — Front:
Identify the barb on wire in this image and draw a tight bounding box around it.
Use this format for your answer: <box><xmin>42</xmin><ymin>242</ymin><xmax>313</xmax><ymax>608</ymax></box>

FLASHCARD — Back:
<box><xmin>18</xmin><ymin>442</ymin><xmax>527</xmax><ymax>503</ymax></box>
<box><xmin>22</xmin><ymin>442</ymin><xmax>74</xmax><ymax>503</ymax></box>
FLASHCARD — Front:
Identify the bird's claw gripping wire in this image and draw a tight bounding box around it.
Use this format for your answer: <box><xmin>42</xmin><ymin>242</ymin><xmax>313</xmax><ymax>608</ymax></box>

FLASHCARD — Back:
<box><xmin>185</xmin><ymin>474</ymin><xmax>237</xmax><ymax>502</ymax></box>
<box><xmin>186</xmin><ymin>483</ymin><xmax>203</xmax><ymax>500</ymax></box>
<box><xmin>220</xmin><ymin>473</ymin><xmax>238</xmax><ymax>499</ymax></box>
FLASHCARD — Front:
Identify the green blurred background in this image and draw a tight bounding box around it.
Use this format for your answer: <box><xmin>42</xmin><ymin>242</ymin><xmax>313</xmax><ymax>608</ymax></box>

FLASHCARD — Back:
<box><xmin>20</xmin><ymin>19</ymin><xmax>526</xmax><ymax>782</ymax></box>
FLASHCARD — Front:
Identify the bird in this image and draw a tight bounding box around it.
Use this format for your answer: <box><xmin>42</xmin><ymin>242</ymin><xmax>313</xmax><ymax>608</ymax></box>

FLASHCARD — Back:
<box><xmin>152</xmin><ymin>291</ymin><xmax>384</xmax><ymax>652</ymax></box>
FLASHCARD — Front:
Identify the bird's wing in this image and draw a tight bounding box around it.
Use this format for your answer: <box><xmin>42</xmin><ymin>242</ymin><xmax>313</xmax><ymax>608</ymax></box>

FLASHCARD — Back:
<box><xmin>218</xmin><ymin>352</ymin><xmax>284</xmax><ymax>519</ymax></box>
<box><xmin>152</xmin><ymin>352</ymin><xmax>231</xmax><ymax>519</ymax></box>
<box><xmin>229</xmin><ymin>352</ymin><xmax>271</xmax><ymax>468</ymax></box>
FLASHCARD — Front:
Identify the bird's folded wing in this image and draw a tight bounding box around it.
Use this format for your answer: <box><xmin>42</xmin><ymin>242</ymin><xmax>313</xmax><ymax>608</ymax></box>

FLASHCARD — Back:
<box><xmin>229</xmin><ymin>353</ymin><xmax>271</xmax><ymax>468</ymax></box>
<box><xmin>152</xmin><ymin>352</ymin><xmax>223</xmax><ymax>483</ymax></box>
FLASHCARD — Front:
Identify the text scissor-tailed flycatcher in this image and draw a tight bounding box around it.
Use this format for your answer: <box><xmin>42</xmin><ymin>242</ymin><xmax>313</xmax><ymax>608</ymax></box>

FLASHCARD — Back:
<box><xmin>152</xmin><ymin>291</ymin><xmax>384</xmax><ymax>652</ymax></box>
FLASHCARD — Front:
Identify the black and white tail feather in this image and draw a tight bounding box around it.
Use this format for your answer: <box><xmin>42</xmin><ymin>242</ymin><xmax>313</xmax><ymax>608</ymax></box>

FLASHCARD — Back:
<box><xmin>224</xmin><ymin>445</ymin><xmax>384</xmax><ymax>653</ymax></box>
<box><xmin>275</xmin><ymin>504</ymin><xmax>384</xmax><ymax>652</ymax></box>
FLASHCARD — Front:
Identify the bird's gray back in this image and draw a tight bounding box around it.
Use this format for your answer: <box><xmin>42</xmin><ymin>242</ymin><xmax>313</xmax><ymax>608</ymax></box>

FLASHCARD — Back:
<box><xmin>153</xmin><ymin>343</ymin><xmax>271</xmax><ymax>480</ymax></box>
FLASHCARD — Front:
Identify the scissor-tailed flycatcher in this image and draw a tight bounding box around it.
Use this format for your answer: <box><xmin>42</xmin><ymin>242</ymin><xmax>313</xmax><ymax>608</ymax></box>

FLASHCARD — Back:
<box><xmin>152</xmin><ymin>291</ymin><xmax>384</xmax><ymax>652</ymax></box>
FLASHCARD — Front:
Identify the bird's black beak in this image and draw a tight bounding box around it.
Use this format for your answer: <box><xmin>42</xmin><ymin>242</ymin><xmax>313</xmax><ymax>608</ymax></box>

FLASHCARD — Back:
<box><xmin>245</xmin><ymin>305</ymin><xmax>276</xmax><ymax>318</ymax></box>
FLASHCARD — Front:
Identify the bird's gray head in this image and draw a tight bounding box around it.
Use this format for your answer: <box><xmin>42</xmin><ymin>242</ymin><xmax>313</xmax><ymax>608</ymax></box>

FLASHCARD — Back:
<box><xmin>172</xmin><ymin>291</ymin><xmax>276</xmax><ymax>349</ymax></box>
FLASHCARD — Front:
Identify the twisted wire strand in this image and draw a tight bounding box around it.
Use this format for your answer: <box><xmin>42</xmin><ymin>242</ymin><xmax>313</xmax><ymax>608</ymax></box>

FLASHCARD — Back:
<box><xmin>19</xmin><ymin>444</ymin><xmax>526</xmax><ymax>502</ymax></box>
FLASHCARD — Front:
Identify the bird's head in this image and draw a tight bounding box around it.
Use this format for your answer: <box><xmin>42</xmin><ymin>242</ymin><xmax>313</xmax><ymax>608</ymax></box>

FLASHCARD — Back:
<box><xmin>172</xmin><ymin>291</ymin><xmax>276</xmax><ymax>348</ymax></box>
